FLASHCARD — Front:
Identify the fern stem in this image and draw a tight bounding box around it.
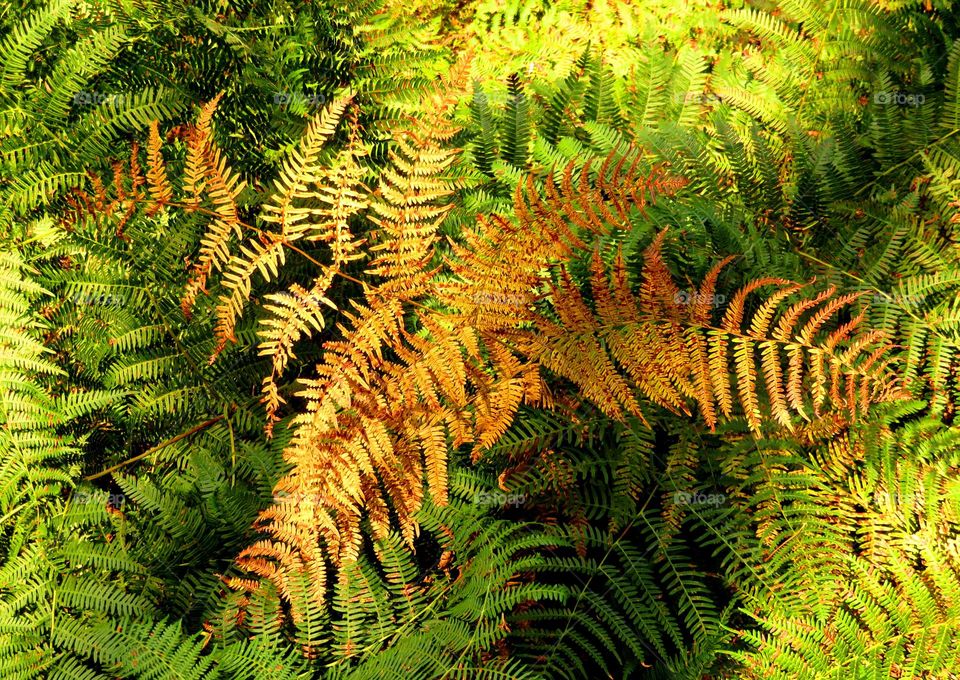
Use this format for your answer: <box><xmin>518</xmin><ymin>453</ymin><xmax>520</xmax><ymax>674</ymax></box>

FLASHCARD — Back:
<box><xmin>852</xmin><ymin>130</ymin><xmax>960</xmax><ymax>197</ymax></box>
<box><xmin>84</xmin><ymin>413</ymin><xmax>227</xmax><ymax>481</ymax></box>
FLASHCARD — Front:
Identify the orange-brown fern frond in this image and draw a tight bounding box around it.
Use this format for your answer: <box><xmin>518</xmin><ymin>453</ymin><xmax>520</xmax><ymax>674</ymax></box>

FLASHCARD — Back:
<box><xmin>212</xmin><ymin>98</ymin><xmax>357</xmax><ymax>361</ymax></box>
<box><xmin>145</xmin><ymin>120</ymin><xmax>172</xmax><ymax>215</ymax></box>
<box><xmin>234</xmin><ymin>124</ymin><xmax>905</xmax><ymax>634</ymax></box>
<box><xmin>180</xmin><ymin>95</ymin><xmax>248</xmax><ymax>316</ymax></box>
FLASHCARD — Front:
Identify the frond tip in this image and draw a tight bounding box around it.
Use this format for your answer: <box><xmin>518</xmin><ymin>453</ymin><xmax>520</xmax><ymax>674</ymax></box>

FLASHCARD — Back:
<box><xmin>536</xmin><ymin>232</ymin><xmax>908</xmax><ymax>434</ymax></box>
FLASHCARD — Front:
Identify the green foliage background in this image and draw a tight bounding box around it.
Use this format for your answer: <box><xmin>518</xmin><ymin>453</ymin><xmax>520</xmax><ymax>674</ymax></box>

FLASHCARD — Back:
<box><xmin>2</xmin><ymin>0</ymin><xmax>960</xmax><ymax>678</ymax></box>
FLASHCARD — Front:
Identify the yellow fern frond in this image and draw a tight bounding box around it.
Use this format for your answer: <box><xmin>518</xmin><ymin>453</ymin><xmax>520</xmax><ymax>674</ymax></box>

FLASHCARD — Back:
<box><xmin>212</xmin><ymin>235</ymin><xmax>287</xmax><ymax>357</ymax></box>
<box><xmin>145</xmin><ymin>120</ymin><xmax>172</xmax><ymax>214</ymax></box>
<box><xmin>183</xmin><ymin>93</ymin><xmax>223</xmax><ymax>210</ymax></box>
<box><xmin>364</xmin><ymin>59</ymin><xmax>470</xmax><ymax>292</ymax></box>
<box><xmin>300</xmin><ymin>137</ymin><xmax>368</xmax><ymax>264</ymax></box>
<box><xmin>258</xmin><ymin>274</ymin><xmax>337</xmax><ymax>430</ymax></box>
<box><xmin>181</xmin><ymin>95</ymin><xmax>247</xmax><ymax>315</ymax></box>
<box><xmin>211</xmin><ymin>98</ymin><xmax>360</xmax><ymax>359</ymax></box>
<box><xmin>365</xmin><ymin>130</ymin><xmax>458</xmax><ymax>287</ymax></box>
<box><xmin>261</xmin><ymin>96</ymin><xmax>355</xmax><ymax>237</ymax></box>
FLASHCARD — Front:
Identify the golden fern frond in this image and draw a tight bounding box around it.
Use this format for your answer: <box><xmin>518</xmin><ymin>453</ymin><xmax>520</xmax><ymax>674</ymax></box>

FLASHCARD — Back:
<box><xmin>249</xmin><ymin>146</ymin><xmax>681</xmax><ymax>582</ymax></box>
<box><xmin>181</xmin><ymin>95</ymin><xmax>247</xmax><ymax>316</ymax></box>
<box><xmin>201</xmin><ymin>144</ymin><xmax>246</xmax><ymax>254</ymax></box>
<box><xmin>212</xmin><ymin>235</ymin><xmax>287</xmax><ymax>356</ymax></box>
<box><xmin>676</xmin><ymin>243</ymin><xmax>907</xmax><ymax>433</ymax></box>
<box><xmin>364</xmin><ymin>130</ymin><xmax>458</xmax><ymax>289</ymax></box>
<box><xmin>211</xmin><ymin>98</ymin><xmax>358</xmax><ymax>359</ymax></box>
<box><xmin>145</xmin><ymin>120</ymin><xmax>172</xmax><ymax>215</ymax></box>
<box><xmin>435</xmin><ymin>154</ymin><xmax>681</xmax><ymax>333</ymax></box>
<box><xmin>364</xmin><ymin>61</ymin><xmax>467</xmax><ymax>292</ymax></box>
<box><xmin>261</xmin><ymin>95</ymin><xmax>355</xmax><ymax>237</ymax></box>
<box><xmin>252</xmin><ymin>113</ymin><xmax>369</xmax><ymax>422</ymax></box>
<box><xmin>300</xmin><ymin>127</ymin><xmax>368</xmax><ymax>263</ymax></box>
<box><xmin>258</xmin><ymin>272</ymin><xmax>338</xmax><ymax>433</ymax></box>
<box><xmin>417</xmin><ymin>418</ymin><xmax>450</xmax><ymax>506</ymax></box>
<box><xmin>183</xmin><ymin>93</ymin><xmax>223</xmax><ymax>210</ymax></box>
<box><xmin>237</xmin><ymin>59</ymin><xmax>479</xmax><ymax>600</ymax></box>
<box><xmin>520</xmin><ymin>235</ymin><xmax>906</xmax><ymax>436</ymax></box>
<box><xmin>439</xmin><ymin>213</ymin><xmax>543</xmax><ymax>331</ymax></box>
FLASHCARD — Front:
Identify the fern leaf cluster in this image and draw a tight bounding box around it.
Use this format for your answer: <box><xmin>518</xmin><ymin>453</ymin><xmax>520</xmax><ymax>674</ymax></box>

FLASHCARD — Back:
<box><xmin>7</xmin><ymin>0</ymin><xmax>960</xmax><ymax>677</ymax></box>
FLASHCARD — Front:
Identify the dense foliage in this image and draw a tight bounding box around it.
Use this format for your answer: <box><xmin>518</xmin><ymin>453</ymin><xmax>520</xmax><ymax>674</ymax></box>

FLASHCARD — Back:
<box><xmin>2</xmin><ymin>0</ymin><xmax>960</xmax><ymax>677</ymax></box>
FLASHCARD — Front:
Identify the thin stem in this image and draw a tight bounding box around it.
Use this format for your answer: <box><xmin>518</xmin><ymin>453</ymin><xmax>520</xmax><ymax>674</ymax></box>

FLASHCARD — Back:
<box><xmin>84</xmin><ymin>414</ymin><xmax>226</xmax><ymax>481</ymax></box>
